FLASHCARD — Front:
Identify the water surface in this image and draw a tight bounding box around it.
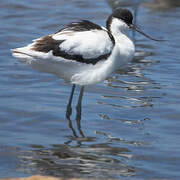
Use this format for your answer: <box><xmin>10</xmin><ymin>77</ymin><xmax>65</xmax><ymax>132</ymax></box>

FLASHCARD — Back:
<box><xmin>1</xmin><ymin>0</ymin><xmax>180</xmax><ymax>179</ymax></box>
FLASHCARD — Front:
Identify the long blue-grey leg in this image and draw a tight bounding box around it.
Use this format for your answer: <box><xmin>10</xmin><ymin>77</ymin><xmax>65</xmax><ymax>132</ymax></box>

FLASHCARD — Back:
<box><xmin>66</xmin><ymin>84</ymin><xmax>75</xmax><ymax>117</ymax></box>
<box><xmin>76</xmin><ymin>86</ymin><xmax>85</xmax><ymax>137</ymax></box>
<box><xmin>66</xmin><ymin>84</ymin><xmax>78</xmax><ymax>137</ymax></box>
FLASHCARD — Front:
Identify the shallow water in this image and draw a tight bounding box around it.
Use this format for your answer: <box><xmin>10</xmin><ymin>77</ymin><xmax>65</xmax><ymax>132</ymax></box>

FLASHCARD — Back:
<box><xmin>1</xmin><ymin>0</ymin><xmax>180</xmax><ymax>179</ymax></box>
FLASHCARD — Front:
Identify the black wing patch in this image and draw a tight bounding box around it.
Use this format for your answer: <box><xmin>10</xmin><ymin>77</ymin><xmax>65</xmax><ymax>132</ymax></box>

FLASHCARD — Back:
<box><xmin>31</xmin><ymin>36</ymin><xmax>111</xmax><ymax>65</ymax></box>
<box><xmin>32</xmin><ymin>36</ymin><xmax>60</xmax><ymax>53</ymax></box>
<box><xmin>57</xmin><ymin>20</ymin><xmax>114</xmax><ymax>44</ymax></box>
<box><xmin>56</xmin><ymin>20</ymin><xmax>103</xmax><ymax>33</ymax></box>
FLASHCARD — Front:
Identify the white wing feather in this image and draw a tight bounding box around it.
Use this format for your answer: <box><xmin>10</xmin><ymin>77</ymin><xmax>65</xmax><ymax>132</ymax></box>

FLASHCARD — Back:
<box><xmin>52</xmin><ymin>30</ymin><xmax>113</xmax><ymax>59</ymax></box>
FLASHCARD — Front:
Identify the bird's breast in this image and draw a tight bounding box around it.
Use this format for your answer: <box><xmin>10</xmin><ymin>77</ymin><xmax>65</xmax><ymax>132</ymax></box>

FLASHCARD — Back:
<box><xmin>116</xmin><ymin>35</ymin><xmax>135</xmax><ymax>65</ymax></box>
<box><xmin>106</xmin><ymin>35</ymin><xmax>134</xmax><ymax>71</ymax></box>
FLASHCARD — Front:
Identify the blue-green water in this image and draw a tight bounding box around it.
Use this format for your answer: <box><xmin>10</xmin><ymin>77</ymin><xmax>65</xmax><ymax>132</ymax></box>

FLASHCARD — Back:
<box><xmin>1</xmin><ymin>0</ymin><xmax>180</xmax><ymax>179</ymax></box>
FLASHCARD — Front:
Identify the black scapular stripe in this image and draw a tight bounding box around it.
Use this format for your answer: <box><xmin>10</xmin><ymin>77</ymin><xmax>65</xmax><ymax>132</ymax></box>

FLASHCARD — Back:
<box><xmin>56</xmin><ymin>20</ymin><xmax>103</xmax><ymax>33</ymax></box>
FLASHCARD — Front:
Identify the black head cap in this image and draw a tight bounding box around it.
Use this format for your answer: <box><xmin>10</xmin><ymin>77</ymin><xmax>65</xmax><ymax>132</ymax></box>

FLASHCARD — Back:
<box><xmin>112</xmin><ymin>8</ymin><xmax>133</xmax><ymax>25</ymax></box>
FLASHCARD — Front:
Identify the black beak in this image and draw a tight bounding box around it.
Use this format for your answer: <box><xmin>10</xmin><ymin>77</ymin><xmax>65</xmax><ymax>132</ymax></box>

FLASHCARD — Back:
<box><xmin>129</xmin><ymin>24</ymin><xmax>164</xmax><ymax>42</ymax></box>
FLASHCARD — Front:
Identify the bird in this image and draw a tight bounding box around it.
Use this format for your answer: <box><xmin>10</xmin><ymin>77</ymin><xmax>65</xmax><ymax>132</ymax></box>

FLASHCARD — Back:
<box><xmin>12</xmin><ymin>8</ymin><xmax>162</xmax><ymax>121</ymax></box>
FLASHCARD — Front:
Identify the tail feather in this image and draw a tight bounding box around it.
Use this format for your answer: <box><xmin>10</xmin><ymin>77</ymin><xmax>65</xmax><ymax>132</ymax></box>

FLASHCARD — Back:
<box><xmin>11</xmin><ymin>45</ymin><xmax>48</xmax><ymax>64</ymax></box>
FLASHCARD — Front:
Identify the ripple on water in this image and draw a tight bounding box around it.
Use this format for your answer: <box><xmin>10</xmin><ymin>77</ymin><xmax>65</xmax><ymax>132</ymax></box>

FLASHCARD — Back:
<box><xmin>1</xmin><ymin>0</ymin><xmax>180</xmax><ymax>179</ymax></box>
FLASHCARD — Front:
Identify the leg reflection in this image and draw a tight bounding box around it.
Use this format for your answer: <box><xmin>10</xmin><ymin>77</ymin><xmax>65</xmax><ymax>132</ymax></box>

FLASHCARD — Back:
<box><xmin>75</xmin><ymin>86</ymin><xmax>85</xmax><ymax>137</ymax></box>
<box><xmin>66</xmin><ymin>84</ymin><xmax>78</xmax><ymax>138</ymax></box>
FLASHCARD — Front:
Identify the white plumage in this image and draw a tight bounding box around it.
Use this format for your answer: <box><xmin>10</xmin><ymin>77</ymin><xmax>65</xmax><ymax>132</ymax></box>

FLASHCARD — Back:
<box><xmin>12</xmin><ymin>9</ymin><xmax>138</xmax><ymax>86</ymax></box>
<box><xmin>12</xmin><ymin>8</ymin><xmax>161</xmax><ymax>87</ymax></box>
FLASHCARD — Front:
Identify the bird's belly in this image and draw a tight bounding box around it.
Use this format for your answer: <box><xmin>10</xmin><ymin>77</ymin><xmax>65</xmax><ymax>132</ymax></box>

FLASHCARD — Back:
<box><xmin>70</xmin><ymin>60</ymin><xmax>113</xmax><ymax>85</ymax></box>
<box><xmin>12</xmin><ymin>50</ymin><xmax>111</xmax><ymax>85</ymax></box>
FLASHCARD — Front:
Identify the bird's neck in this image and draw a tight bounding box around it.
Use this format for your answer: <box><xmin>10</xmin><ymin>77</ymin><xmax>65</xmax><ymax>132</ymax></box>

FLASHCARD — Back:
<box><xmin>106</xmin><ymin>17</ymin><xmax>135</xmax><ymax>68</ymax></box>
<box><xmin>106</xmin><ymin>17</ymin><xmax>128</xmax><ymax>41</ymax></box>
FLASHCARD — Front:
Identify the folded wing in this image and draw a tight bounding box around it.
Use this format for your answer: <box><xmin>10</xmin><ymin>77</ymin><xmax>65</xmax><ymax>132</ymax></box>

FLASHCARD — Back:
<box><xmin>31</xmin><ymin>20</ymin><xmax>114</xmax><ymax>64</ymax></box>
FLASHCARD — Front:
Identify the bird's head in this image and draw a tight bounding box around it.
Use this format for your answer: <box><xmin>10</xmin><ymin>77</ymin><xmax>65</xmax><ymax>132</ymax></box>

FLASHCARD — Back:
<box><xmin>107</xmin><ymin>8</ymin><xmax>163</xmax><ymax>41</ymax></box>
